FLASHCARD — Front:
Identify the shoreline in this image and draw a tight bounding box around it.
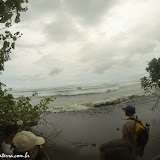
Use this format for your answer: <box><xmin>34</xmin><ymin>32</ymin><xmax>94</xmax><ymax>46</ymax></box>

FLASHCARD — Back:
<box><xmin>34</xmin><ymin>93</ymin><xmax>160</xmax><ymax>160</ymax></box>
<box><xmin>44</xmin><ymin>93</ymin><xmax>153</xmax><ymax>113</ymax></box>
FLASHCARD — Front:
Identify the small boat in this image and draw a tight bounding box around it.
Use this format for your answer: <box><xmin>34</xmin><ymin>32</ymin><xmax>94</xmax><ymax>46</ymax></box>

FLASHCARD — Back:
<box><xmin>32</xmin><ymin>91</ymin><xmax>38</xmax><ymax>96</ymax></box>
<box><xmin>77</xmin><ymin>87</ymin><xmax>82</xmax><ymax>89</ymax></box>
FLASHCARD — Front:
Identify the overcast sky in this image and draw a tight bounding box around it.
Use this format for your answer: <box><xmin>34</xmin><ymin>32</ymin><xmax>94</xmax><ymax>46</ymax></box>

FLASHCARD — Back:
<box><xmin>1</xmin><ymin>0</ymin><xmax>160</xmax><ymax>89</ymax></box>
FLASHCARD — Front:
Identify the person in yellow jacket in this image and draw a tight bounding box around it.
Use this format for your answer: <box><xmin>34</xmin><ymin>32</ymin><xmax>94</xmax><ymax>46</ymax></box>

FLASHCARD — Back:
<box><xmin>122</xmin><ymin>104</ymin><xmax>147</xmax><ymax>160</ymax></box>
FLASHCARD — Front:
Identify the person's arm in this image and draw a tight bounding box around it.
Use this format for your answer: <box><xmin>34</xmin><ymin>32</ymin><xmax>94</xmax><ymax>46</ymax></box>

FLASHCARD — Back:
<box><xmin>122</xmin><ymin>123</ymin><xmax>129</xmax><ymax>139</ymax></box>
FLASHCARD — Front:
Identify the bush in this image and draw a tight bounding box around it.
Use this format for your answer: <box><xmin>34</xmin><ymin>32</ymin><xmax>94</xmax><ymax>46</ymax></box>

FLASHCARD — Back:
<box><xmin>141</xmin><ymin>58</ymin><xmax>160</xmax><ymax>92</ymax></box>
<box><xmin>0</xmin><ymin>82</ymin><xmax>55</xmax><ymax>130</ymax></box>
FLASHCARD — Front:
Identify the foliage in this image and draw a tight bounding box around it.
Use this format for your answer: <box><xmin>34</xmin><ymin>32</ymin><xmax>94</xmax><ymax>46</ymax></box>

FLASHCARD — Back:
<box><xmin>141</xmin><ymin>58</ymin><xmax>160</xmax><ymax>92</ymax></box>
<box><xmin>0</xmin><ymin>0</ymin><xmax>28</xmax><ymax>71</ymax></box>
<box><xmin>0</xmin><ymin>82</ymin><xmax>55</xmax><ymax>130</ymax></box>
<box><xmin>0</xmin><ymin>0</ymin><xmax>55</xmax><ymax>131</ymax></box>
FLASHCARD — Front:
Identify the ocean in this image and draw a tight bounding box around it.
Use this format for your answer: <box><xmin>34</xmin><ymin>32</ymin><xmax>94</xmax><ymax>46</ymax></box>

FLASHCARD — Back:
<box><xmin>10</xmin><ymin>80</ymin><xmax>145</xmax><ymax>112</ymax></box>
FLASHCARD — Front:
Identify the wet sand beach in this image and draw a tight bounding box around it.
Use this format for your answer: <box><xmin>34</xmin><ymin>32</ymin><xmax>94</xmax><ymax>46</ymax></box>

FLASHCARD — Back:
<box><xmin>35</xmin><ymin>94</ymin><xmax>160</xmax><ymax>160</ymax></box>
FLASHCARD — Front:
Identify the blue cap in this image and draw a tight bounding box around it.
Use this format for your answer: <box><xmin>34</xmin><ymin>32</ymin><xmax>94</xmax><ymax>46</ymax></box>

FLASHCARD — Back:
<box><xmin>122</xmin><ymin>104</ymin><xmax>135</xmax><ymax>113</ymax></box>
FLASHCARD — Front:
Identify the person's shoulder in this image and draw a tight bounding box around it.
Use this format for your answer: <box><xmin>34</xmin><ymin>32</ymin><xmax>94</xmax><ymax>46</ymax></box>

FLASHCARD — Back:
<box><xmin>137</xmin><ymin>115</ymin><xmax>142</xmax><ymax>121</ymax></box>
<box><xmin>131</xmin><ymin>115</ymin><xmax>142</xmax><ymax>122</ymax></box>
<box><xmin>2</xmin><ymin>141</ymin><xmax>5</xmax><ymax>146</ymax></box>
<box><xmin>2</xmin><ymin>141</ymin><xmax>9</xmax><ymax>150</ymax></box>
<box><xmin>2</xmin><ymin>141</ymin><xmax>11</xmax><ymax>147</ymax></box>
<box><xmin>129</xmin><ymin>115</ymin><xmax>141</xmax><ymax>121</ymax></box>
<box><xmin>2</xmin><ymin>141</ymin><xmax>13</xmax><ymax>155</ymax></box>
<box><xmin>124</xmin><ymin>116</ymin><xmax>136</xmax><ymax>125</ymax></box>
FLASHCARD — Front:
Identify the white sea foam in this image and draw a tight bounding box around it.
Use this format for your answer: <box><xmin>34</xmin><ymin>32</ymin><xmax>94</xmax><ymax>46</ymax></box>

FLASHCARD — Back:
<box><xmin>9</xmin><ymin>80</ymin><xmax>145</xmax><ymax>112</ymax></box>
<box><xmin>47</xmin><ymin>104</ymin><xmax>90</xmax><ymax>112</ymax></box>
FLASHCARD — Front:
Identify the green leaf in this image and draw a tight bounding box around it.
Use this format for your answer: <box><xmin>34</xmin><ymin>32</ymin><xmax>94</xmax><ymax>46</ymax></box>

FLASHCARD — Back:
<box><xmin>7</xmin><ymin>41</ymin><xmax>10</xmax><ymax>47</ymax></box>
<box><xmin>13</xmin><ymin>36</ymin><xmax>17</xmax><ymax>41</ymax></box>
<box><xmin>5</xmin><ymin>22</ymin><xmax>11</xmax><ymax>27</ymax></box>
<box><xmin>4</xmin><ymin>4</ymin><xmax>10</xmax><ymax>14</ymax></box>
<box><xmin>3</xmin><ymin>41</ymin><xmax>8</xmax><ymax>48</ymax></box>
<box><xmin>0</xmin><ymin>2</ymin><xmax>5</xmax><ymax>15</ymax></box>
<box><xmin>15</xmin><ymin>13</ymin><xmax>20</xmax><ymax>23</ymax></box>
<box><xmin>5</xmin><ymin>31</ymin><xmax>10</xmax><ymax>34</ymax></box>
<box><xmin>0</xmin><ymin>13</ymin><xmax>13</xmax><ymax>23</ymax></box>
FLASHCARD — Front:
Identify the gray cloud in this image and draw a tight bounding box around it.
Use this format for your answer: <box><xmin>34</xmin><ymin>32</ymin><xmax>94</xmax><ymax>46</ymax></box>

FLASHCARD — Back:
<box><xmin>21</xmin><ymin>0</ymin><xmax>119</xmax><ymax>26</ymax></box>
<box><xmin>92</xmin><ymin>62</ymin><xmax>114</xmax><ymax>74</ymax></box>
<box><xmin>17</xmin><ymin>0</ymin><xmax>121</xmax><ymax>43</ymax></box>
<box><xmin>31</xmin><ymin>0</ymin><xmax>61</xmax><ymax>12</ymax></box>
<box><xmin>34</xmin><ymin>55</ymin><xmax>63</xmax><ymax>76</ymax></box>
<box><xmin>63</xmin><ymin>0</ymin><xmax>119</xmax><ymax>25</ymax></box>
<box><xmin>78</xmin><ymin>24</ymin><xmax>160</xmax><ymax>74</ymax></box>
<box><xmin>35</xmin><ymin>55</ymin><xmax>61</xmax><ymax>67</ymax></box>
<box><xmin>23</xmin><ymin>73</ymin><xmax>45</xmax><ymax>81</ymax></box>
<box><xmin>49</xmin><ymin>68</ymin><xmax>62</xmax><ymax>75</ymax></box>
<box><xmin>22</xmin><ymin>67</ymin><xmax>63</xmax><ymax>81</ymax></box>
<box><xmin>21</xmin><ymin>0</ymin><xmax>61</xmax><ymax>21</ymax></box>
<box><xmin>43</xmin><ymin>12</ymin><xmax>81</xmax><ymax>42</ymax></box>
<box><xmin>2</xmin><ymin>0</ymin><xmax>160</xmax><ymax>89</ymax></box>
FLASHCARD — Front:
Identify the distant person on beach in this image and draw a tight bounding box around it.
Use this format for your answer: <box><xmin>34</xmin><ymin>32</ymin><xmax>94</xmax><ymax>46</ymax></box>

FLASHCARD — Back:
<box><xmin>12</xmin><ymin>131</ymin><xmax>45</xmax><ymax>160</ymax></box>
<box><xmin>122</xmin><ymin>104</ymin><xmax>148</xmax><ymax>160</ymax></box>
<box><xmin>99</xmin><ymin>139</ymin><xmax>135</xmax><ymax>160</ymax></box>
<box><xmin>2</xmin><ymin>124</ymin><xmax>19</xmax><ymax>155</ymax></box>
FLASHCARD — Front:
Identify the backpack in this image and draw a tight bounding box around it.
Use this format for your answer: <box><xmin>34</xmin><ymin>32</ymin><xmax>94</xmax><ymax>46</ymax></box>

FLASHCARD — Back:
<box><xmin>128</xmin><ymin>116</ymin><xmax>150</xmax><ymax>147</ymax></box>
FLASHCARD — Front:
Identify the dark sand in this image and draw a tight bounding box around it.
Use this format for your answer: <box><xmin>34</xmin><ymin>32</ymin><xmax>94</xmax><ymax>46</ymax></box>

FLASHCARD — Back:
<box><xmin>34</xmin><ymin>94</ymin><xmax>160</xmax><ymax>160</ymax></box>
